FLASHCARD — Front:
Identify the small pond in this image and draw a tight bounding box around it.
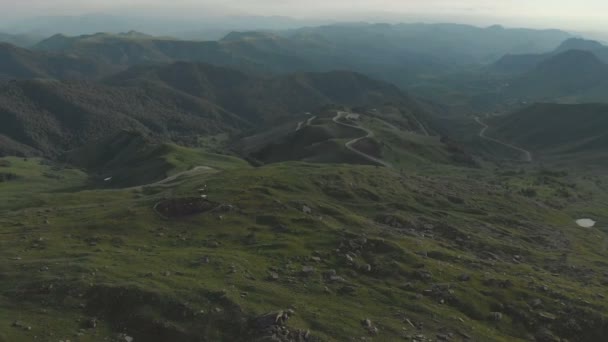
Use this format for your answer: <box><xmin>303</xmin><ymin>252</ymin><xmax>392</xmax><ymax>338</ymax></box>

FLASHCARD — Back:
<box><xmin>576</xmin><ymin>219</ymin><xmax>596</xmax><ymax>228</ymax></box>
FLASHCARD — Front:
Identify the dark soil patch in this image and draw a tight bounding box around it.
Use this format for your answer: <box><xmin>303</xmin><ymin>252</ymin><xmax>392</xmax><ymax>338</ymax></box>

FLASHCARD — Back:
<box><xmin>154</xmin><ymin>197</ymin><xmax>218</xmax><ymax>218</ymax></box>
<box><xmin>0</xmin><ymin>172</ymin><xmax>18</xmax><ymax>182</ymax></box>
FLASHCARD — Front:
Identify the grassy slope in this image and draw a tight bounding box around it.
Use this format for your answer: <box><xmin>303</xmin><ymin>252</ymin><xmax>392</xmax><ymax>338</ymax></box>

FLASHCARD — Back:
<box><xmin>488</xmin><ymin>103</ymin><xmax>608</xmax><ymax>168</ymax></box>
<box><xmin>244</xmin><ymin>107</ymin><xmax>463</xmax><ymax>169</ymax></box>
<box><xmin>1</xmin><ymin>151</ymin><xmax>608</xmax><ymax>341</ymax></box>
<box><xmin>67</xmin><ymin>130</ymin><xmax>249</xmax><ymax>187</ymax></box>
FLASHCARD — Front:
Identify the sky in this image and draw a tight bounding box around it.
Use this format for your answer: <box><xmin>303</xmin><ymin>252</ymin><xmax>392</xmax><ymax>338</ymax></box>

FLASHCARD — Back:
<box><xmin>2</xmin><ymin>0</ymin><xmax>608</xmax><ymax>34</ymax></box>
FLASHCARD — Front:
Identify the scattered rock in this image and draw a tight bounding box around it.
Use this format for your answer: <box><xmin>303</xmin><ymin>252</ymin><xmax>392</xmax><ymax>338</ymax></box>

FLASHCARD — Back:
<box><xmin>457</xmin><ymin>274</ymin><xmax>471</xmax><ymax>282</ymax></box>
<box><xmin>324</xmin><ymin>269</ymin><xmax>337</xmax><ymax>278</ymax></box>
<box><xmin>116</xmin><ymin>333</ymin><xmax>134</xmax><ymax>342</ymax></box>
<box><xmin>323</xmin><ymin>269</ymin><xmax>345</xmax><ymax>283</ymax></box>
<box><xmin>535</xmin><ymin>328</ymin><xmax>560</xmax><ymax>342</ymax></box>
<box><xmin>301</xmin><ymin>266</ymin><xmax>315</xmax><ymax>275</ymax></box>
<box><xmin>273</xmin><ymin>224</ymin><xmax>290</xmax><ymax>233</ymax></box>
<box><xmin>302</xmin><ymin>206</ymin><xmax>312</xmax><ymax>214</ymax></box>
<box><xmin>436</xmin><ymin>333</ymin><xmax>451</xmax><ymax>341</ymax></box>
<box><xmin>11</xmin><ymin>320</ymin><xmax>27</xmax><ymax>329</ymax></box>
<box><xmin>538</xmin><ymin>311</ymin><xmax>556</xmax><ymax>322</ymax></box>
<box><xmin>489</xmin><ymin>312</ymin><xmax>503</xmax><ymax>322</ymax></box>
<box><xmin>361</xmin><ymin>318</ymin><xmax>379</xmax><ymax>336</ymax></box>
<box><xmin>530</xmin><ymin>298</ymin><xmax>543</xmax><ymax>308</ymax></box>
<box><xmin>338</xmin><ymin>285</ymin><xmax>357</xmax><ymax>295</ymax></box>
<box><xmin>251</xmin><ymin>310</ymin><xmax>310</xmax><ymax>341</ymax></box>
<box><xmin>85</xmin><ymin>318</ymin><xmax>97</xmax><ymax>329</ymax></box>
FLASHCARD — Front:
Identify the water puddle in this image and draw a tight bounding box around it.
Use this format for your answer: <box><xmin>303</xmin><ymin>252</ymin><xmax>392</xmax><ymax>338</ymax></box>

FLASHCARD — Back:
<box><xmin>576</xmin><ymin>219</ymin><xmax>596</xmax><ymax>228</ymax></box>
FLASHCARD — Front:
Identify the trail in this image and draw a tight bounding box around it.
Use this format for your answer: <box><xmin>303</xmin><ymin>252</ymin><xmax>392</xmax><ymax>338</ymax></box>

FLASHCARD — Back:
<box><xmin>475</xmin><ymin>116</ymin><xmax>533</xmax><ymax>162</ymax></box>
<box><xmin>333</xmin><ymin>111</ymin><xmax>392</xmax><ymax>167</ymax></box>
<box><xmin>295</xmin><ymin>116</ymin><xmax>317</xmax><ymax>132</ymax></box>
<box><xmin>411</xmin><ymin>114</ymin><xmax>430</xmax><ymax>136</ymax></box>
<box><xmin>107</xmin><ymin>166</ymin><xmax>216</xmax><ymax>191</ymax></box>
<box><xmin>152</xmin><ymin>166</ymin><xmax>215</xmax><ymax>185</ymax></box>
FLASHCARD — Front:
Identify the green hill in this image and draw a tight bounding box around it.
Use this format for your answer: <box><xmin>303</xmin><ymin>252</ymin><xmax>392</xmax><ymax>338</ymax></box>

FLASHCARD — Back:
<box><xmin>0</xmin><ymin>78</ymin><xmax>248</xmax><ymax>156</ymax></box>
<box><xmin>488</xmin><ymin>103</ymin><xmax>608</xmax><ymax>167</ymax></box>
<box><xmin>504</xmin><ymin>50</ymin><xmax>608</xmax><ymax>102</ymax></box>
<box><xmin>248</xmin><ymin>117</ymin><xmax>373</xmax><ymax>165</ymax></box>
<box><xmin>106</xmin><ymin>62</ymin><xmax>416</xmax><ymax>124</ymax></box>
<box><xmin>241</xmin><ymin>107</ymin><xmax>468</xmax><ymax>168</ymax></box>
<box><xmin>0</xmin><ymin>62</ymin><xmax>426</xmax><ymax>158</ymax></box>
<box><xmin>66</xmin><ymin>130</ymin><xmax>248</xmax><ymax>187</ymax></box>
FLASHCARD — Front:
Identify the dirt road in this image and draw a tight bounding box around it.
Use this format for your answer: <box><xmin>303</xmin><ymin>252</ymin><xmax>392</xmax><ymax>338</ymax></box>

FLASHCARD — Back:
<box><xmin>475</xmin><ymin>116</ymin><xmax>532</xmax><ymax>162</ymax></box>
<box><xmin>333</xmin><ymin>112</ymin><xmax>392</xmax><ymax>167</ymax></box>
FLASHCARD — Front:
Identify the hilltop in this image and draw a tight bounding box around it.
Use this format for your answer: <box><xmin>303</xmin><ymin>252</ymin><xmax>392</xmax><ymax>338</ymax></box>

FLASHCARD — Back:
<box><xmin>492</xmin><ymin>38</ymin><xmax>608</xmax><ymax>75</ymax></box>
<box><xmin>0</xmin><ymin>43</ymin><xmax>113</xmax><ymax>80</ymax></box>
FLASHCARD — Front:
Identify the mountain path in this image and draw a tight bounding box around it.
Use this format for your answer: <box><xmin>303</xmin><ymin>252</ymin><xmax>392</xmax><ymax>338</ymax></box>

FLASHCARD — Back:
<box><xmin>333</xmin><ymin>111</ymin><xmax>392</xmax><ymax>167</ymax></box>
<box><xmin>475</xmin><ymin>116</ymin><xmax>533</xmax><ymax>162</ymax></box>
<box><xmin>296</xmin><ymin>115</ymin><xmax>317</xmax><ymax>131</ymax></box>
<box><xmin>107</xmin><ymin>166</ymin><xmax>216</xmax><ymax>191</ymax></box>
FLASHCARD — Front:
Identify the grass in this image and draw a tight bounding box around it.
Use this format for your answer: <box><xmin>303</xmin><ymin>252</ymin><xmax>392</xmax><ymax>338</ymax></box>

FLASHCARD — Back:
<box><xmin>1</xmin><ymin>148</ymin><xmax>608</xmax><ymax>341</ymax></box>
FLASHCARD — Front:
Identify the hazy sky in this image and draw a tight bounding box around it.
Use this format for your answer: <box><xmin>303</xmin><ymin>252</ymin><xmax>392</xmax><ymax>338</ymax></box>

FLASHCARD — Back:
<box><xmin>3</xmin><ymin>0</ymin><xmax>608</xmax><ymax>33</ymax></box>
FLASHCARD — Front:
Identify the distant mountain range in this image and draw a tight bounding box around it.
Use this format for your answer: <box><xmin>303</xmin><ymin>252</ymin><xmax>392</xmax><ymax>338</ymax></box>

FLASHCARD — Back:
<box><xmin>0</xmin><ymin>43</ymin><xmax>114</xmax><ymax>80</ymax></box>
<box><xmin>464</xmin><ymin>38</ymin><xmax>608</xmax><ymax>105</ymax></box>
<box><xmin>1</xmin><ymin>14</ymin><xmax>323</xmax><ymax>38</ymax></box>
<box><xmin>493</xmin><ymin>38</ymin><xmax>608</xmax><ymax>74</ymax></box>
<box><xmin>21</xmin><ymin>23</ymin><xmax>571</xmax><ymax>88</ymax></box>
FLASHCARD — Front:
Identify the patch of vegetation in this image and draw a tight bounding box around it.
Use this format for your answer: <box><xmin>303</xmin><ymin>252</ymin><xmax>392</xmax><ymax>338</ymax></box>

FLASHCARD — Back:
<box><xmin>1</xmin><ymin>149</ymin><xmax>607</xmax><ymax>341</ymax></box>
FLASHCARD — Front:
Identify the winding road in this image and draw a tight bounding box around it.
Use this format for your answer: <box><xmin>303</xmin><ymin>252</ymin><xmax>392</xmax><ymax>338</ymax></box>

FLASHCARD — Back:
<box><xmin>295</xmin><ymin>115</ymin><xmax>317</xmax><ymax>132</ymax></box>
<box><xmin>108</xmin><ymin>166</ymin><xmax>216</xmax><ymax>191</ymax></box>
<box><xmin>475</xmin><ymin>116</ymin><xmax>533</xmax><ymax>162</ymax></box>
<box><xmin>333</xmin><ymin>111</ymin><xmax>392</xmax><ymax>167</ymax></box>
